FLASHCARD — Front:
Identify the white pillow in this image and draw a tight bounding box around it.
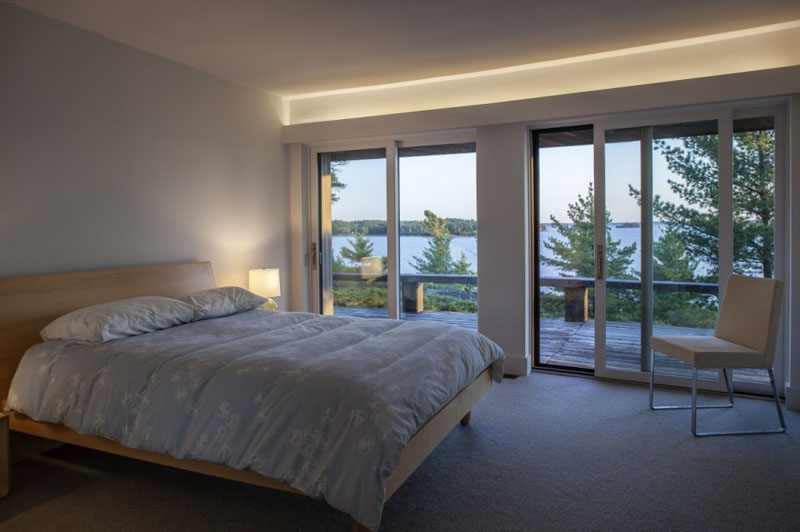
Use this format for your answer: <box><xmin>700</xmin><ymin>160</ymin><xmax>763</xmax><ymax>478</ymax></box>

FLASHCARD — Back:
<box><xmin>179</xmin><ymin>286</ymin><xmax>267</xmax><ymax>321</ymax></box>
<box><xmin>41</xmin><ymin>296</ymin><xmax>194</xmax><ymax>344</ymax></box>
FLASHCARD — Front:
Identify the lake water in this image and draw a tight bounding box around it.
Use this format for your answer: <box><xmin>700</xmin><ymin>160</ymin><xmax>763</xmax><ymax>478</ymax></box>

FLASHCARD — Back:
<box><xmin>333</xmin><ymin>223</ymin><xmax>711</xmax><ymax>277</ymax></box>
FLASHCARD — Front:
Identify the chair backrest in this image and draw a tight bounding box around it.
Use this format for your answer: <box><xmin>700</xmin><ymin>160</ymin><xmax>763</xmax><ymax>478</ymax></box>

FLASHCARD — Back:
<box><xmin>714</xmin><ymin>274</ymin><xmax>784</xmax><ymax>366</ymax></box>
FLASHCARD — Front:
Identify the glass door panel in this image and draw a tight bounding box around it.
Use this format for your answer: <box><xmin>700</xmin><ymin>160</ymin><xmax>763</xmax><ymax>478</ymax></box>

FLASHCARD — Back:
<box><xmin>534</xmin><ymin>127</ymin><xmax>595</xmax><ymax>370</ymax></box>
<box><xmin>603</xmin><ymin>128</ymin><xmax>643</xmax><ymax>372</ymax></box>
<box><xmin>398</xmin><ymin>143</ymin><xmax>477</xmax><ymax>329</ymax></box>
<box><xmin>319</xmin><ymin>148</ymin><xmax>388</xmax><ymax>317</ymax></box>
<box><xmin>600</xmin><ymin>120</ymin><xmax>720</xmax><ymax>382</ymax></box>
<box><xmin>650</xmin><ymin>120</ymin><xmax>719</xmax><ymax>380</ymax></box>
<box><xmin>732</xmin><ymin>116</ymin><xmax>776</xmax><ymax>385</ymax></box>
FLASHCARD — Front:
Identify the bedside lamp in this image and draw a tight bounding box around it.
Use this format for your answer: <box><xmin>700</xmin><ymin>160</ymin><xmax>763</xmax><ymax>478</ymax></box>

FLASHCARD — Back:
<box><xmin>249</xmin><ymin>268</ymin><xmax>281</xmax><ymax>310</ymax></box>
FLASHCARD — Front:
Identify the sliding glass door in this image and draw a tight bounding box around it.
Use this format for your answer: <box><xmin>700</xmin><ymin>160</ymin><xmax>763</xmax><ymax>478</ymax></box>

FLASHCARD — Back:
<box><xmin>533</xmin><ymin>104</ymin><xmax>786</xmax><ymax>394</ymax></box>
<box><xmin>399</xmin><ymin>143</ymin><xmax>478</xmax><ymax>329</ymax></box>
<box><xmin>599</xmin><ymin>120</ymin><xmax>722</xmax><ymax>384</ymax></box>
<box><xmin>533</xmin><ymin>127</ymin><xmax>596</xmax><ymax>370</ymax></box>
<box><xmin>317</xmin><ymin>148</ymin><xmax>389</xmax><ymax>317</ymax></box>
<box><xmin>312</xmin><ymin>138</ymin><xmax>479</xmax><ymax>330</ymax></box>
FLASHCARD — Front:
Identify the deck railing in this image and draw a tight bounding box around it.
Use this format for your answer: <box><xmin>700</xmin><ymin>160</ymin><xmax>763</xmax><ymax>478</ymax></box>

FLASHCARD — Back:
<box><xmin>333</xmin><ymin>271</ymin><xmax>717</xmax><ymax>319</ymax></box>
<box><xmin>538</xmin><ymin>276</ymin><xmax>717</xmax><ymax>321</ymax></box>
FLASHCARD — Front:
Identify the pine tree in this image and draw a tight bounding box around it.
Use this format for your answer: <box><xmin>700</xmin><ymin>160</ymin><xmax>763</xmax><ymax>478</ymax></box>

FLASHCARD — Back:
<box><xmin>632</xmin><ymin>129</ymin><xmax>775</xmax><ymax>279</ymax></box>
<box><xmin>652</xmin><ymin>227</ymin><xmax>717</xmax><ymax>328</ymax></box>
<box><xmin>330</xmin><ymin>161</ymin><xmax>347</xmax><ymax>203</ymax></box>
<box><xmin>543</xmin><ymin>183</ymin><xmax>636</xmax><ymax>279</ymax></box>
<box><xmin>339</xmin><ymin>233</ymin><xmax>374</xmax><ymax>266</ymax></box>
<box><xmin>733</xmin><ymin>130</ymin><xmax>775</xmax><ymax>277</ymax></box>
<box><xmin>452</xmin><ymin>251</ymin><xmax>473</xmax><ymax>275</ymax></box>
<box><xmin>411</xmin><ymin>210</ymin><xmax>459</xmax><ymax>273</ymax></box>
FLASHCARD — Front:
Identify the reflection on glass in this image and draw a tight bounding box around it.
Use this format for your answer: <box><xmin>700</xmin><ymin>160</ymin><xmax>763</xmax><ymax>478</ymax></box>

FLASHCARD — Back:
<box><xmin>536</xmin><ymin>127</ymin><xmax>595</xmax><ymax>369</ymax></box>
<box><xmin>399</xmin><ymin>143</ymin><xmax>477</xmax><ymax>329</ymax></box>
<box><xmin>732</xmin><ymin>116</ymin><xmax>776</xmax><ymax>385</ymax></box>
<box><xmin>604</xmin><ymin>128</ymin><xmax>642</xmax><ymax>372</ymax></box>
<box><xmin>603</xmin><ymin>122</ymin><xmax>720</xmax><ymax>379</ymax></box>
<box><xmin>650</xmin><ymin>121</ymin><xmax>719</xmax><ymax>380</ymax></box>
<box><xmin>322</xmin><ymin>148</ymin><xmax>388</xmax><ymax>318</ymax></box>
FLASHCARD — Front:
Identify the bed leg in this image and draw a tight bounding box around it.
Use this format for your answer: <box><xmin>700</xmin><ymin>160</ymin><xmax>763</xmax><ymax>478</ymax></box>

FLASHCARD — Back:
<box><xmin>351</xmin><ymin>520</ymin><xmax>369</xmax><ymax>532</ymax></box>
<box><xmin>460</xmin><ymin>411</ymin><xmax>471</xmax><ymax>426</ymax></box>
<box><xmin>1</xmin><ymin>414</ymin><xmax>9</xmax><ymax>497</ymax></box>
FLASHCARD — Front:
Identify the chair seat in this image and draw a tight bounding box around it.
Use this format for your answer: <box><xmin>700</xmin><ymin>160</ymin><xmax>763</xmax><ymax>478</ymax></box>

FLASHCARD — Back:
<box><xmin>651</xmin><ymin>335</ymin><xmax>764</xmax><ymax>368</ymax></box>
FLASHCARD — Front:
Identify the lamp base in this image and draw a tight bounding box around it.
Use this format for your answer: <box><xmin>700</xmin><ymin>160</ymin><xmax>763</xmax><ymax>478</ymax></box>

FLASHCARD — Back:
<box><xmin>260</xmin><ymin>298</ymin><xmax>279</xmax><ymax>311</ymax></box>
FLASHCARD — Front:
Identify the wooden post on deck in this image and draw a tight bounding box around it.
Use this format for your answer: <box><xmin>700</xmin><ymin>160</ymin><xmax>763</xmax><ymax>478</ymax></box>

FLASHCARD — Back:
<box><xmin>402</xmin><ymin>282</ymin><xmax>424</xmax><ymax>313</ymax></box>
<box><xmin>564</xmin><ymin>286</ymin><xmax>589</xmax><ymax>322</ymax></box>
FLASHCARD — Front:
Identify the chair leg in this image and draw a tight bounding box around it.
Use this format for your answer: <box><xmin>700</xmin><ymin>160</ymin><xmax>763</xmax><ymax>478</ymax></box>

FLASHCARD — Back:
<box><xmin>691</xmin><ymin>368</ymin><xmax>698</xmax><ymax>435</ymax></box>
<box><xmin>693</xmin><ymin>368</ymin><xmax>787</xmax><ymax>437</ymax></box>
<box><xmin>649</xmin><ymin>349</ymin><xmax>734</xmax><ymax>410</ymax></box>
<box><xmin>769</xmin><ymin>369</ymin><xmax>787</xmax><ymax>432</ymax></box>
<box><xmin>722</xmin><ymin>368</ymin><xmax>734</xmax><ymax>406</ymax></box>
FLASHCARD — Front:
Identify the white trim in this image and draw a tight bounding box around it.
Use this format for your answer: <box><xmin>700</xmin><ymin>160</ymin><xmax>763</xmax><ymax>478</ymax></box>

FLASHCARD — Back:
<box><xmin>773</xmin><ymin>106</ymin><xmax>789</xmax><ymax>393</ymax></box>
<box><xmin>503</xmin><ymin>353</ymin><xmax>532</xmax><ymax>377</ymax></box>
<box><xmin>789</xmin><ymin>95</ymin><xmax>800</xmax><ymax>410</ymax></box>
<box><xmin>288</xmin><ymin>143</ymin><xmax>309</xmax><ymax>312</ymax></box>
<box><xmin>787</xmin><ymin>385</ymin><xmax>800</xmax><ymax>411</ymax></box>
<box><xmin>718</xmin><ymin>110</ymin><xmax>734</xmax><ymax>303</ymax></box>
<box><xmin>593</xmin><ymin>126</ymin><xmax>607</xmax><ymax>373</ymax></box>
<box><xmin>385</xmin><ymin>142</ymin><xmax>400</xmax><ymax>319</ymax></box>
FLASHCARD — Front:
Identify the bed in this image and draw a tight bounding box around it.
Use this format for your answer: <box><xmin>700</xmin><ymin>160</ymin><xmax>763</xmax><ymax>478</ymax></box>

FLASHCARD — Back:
<box><xmin>0</xmin><ymin>262</ymin><xmax>503</xmax><ymax>531</ymax></box>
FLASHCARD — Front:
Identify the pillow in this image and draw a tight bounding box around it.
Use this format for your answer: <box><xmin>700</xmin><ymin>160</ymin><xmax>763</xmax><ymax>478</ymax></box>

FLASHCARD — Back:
<box><xmin>179</xmin><ymin>286</ymin><xmax>266</xmax><ymax>321</ymax></box>
<box><xmin>41</xmin><ymin>296</ymin><xmax>194</xmax><ymax>344</ymax></box>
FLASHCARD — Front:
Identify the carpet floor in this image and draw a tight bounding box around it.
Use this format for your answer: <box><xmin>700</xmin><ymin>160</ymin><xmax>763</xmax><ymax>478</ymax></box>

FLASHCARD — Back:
<box><xmin>1</xmin><ymin>372</ymin><xmax>799</xmax><ymax>532</ymax></box>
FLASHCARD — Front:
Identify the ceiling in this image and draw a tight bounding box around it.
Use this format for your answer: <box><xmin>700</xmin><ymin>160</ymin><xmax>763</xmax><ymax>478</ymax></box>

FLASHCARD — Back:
<box><xmin>8</xmin><ymin>0</ymin><xmax>800</xmax><ymax>97</ymax></box>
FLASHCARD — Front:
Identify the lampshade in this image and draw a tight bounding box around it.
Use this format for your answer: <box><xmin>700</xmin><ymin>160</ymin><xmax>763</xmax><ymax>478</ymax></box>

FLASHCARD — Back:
<box><xmin>249</xmin><ymin>268</ymin><xmax>281</xmax><ymax>298</ymax></box>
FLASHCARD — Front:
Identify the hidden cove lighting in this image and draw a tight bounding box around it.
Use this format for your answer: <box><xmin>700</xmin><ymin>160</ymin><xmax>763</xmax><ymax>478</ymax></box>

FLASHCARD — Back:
<box><xmin>282</xmin><ymin>19</ymin><xmax>800</xmax><ymax>124</ymax></box>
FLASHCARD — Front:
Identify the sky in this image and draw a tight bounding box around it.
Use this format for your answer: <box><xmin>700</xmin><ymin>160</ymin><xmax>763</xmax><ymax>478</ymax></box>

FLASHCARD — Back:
<box><xmin>540</xmin><ymin>141</ymin><xmax>688</xmax><ymax>223</ymax></box>
<box><xmin>330</xmin><ymin>153</ymin><xmax>476</xmax><ymax>221</ymax></box>
<box><xmin>329</xmin><ymin>142</ymin><xmax>693</xmax><ymax>223</ymax></box>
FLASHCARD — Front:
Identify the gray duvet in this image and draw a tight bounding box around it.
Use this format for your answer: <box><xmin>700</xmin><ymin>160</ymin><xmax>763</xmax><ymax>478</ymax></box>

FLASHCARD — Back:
<box><xmin>7</xmin><ymin>310</ymin><xmax>504</xmax><ymax>530</ymax></box>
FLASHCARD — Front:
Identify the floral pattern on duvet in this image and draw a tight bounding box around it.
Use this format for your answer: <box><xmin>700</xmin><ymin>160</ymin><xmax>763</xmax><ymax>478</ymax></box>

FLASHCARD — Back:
<box><xmin>7</xmin><ymin>310</ymin><xmax>504</xmax><ymax>531</ymax></box>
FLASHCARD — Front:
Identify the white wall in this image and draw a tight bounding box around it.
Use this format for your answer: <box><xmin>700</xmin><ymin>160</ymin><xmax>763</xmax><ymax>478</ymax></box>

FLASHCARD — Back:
<box><xmin>0</xmin><ymin>3</ymin><xmax>287</xmax><ymax>294</ymax></box>
<box><xmin>476</xmin><ymin>124</ymin><xmax>531</xmax><ymax>375</ymax></box>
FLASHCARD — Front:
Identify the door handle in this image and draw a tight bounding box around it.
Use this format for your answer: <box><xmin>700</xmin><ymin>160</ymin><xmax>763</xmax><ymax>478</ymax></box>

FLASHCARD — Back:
<box><xmin>310</xmin><ymin>242</ymin><xmax>318</xmax><ymax>270</ymax></box>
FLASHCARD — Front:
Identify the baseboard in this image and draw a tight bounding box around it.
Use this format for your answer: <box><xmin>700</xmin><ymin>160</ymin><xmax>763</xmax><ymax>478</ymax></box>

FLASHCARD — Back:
<box><xmin>502</xmin><ymin>352</ymin><xmax>531</xmax><ymax>376</ymax></box>
<box><xmin>786</xmin><ymin>385</ymin><xmax>800</xmax><ymax>411</ymax></box>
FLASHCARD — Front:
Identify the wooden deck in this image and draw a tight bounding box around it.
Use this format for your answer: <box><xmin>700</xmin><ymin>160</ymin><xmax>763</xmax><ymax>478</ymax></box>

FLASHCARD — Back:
<box><xmin>334</xmin><ymin>306</ymin><xmax>768</xmax><ymax>385</ymax></box>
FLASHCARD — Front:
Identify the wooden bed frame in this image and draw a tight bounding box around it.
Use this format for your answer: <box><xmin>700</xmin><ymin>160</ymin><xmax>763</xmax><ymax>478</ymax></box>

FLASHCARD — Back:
<box><xmin>0</xmin><ymin>262</ymin><xmax>494</xmax><ymax>531</ymax></box>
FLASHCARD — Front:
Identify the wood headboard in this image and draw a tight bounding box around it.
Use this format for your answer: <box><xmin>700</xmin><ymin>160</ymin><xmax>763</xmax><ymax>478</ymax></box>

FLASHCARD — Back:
<box><xmin>0</xmin><ymin>262</ymin><xmax>215</xmax><ymax>401</ymax></box>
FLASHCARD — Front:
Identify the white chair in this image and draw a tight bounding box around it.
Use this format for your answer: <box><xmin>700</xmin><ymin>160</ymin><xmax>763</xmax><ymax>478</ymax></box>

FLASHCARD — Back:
<box><xmin>649</xmin><ymin>274</ymin><xmax>786</xmax><ymax>436</ymax></box>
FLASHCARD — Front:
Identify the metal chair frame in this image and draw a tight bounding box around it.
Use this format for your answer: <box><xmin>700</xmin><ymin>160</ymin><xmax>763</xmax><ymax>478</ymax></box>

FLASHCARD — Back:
<box><xmin>649</xmin><ymin>348</ymin><xmax>787</xmax><ymax>437</ymax></box>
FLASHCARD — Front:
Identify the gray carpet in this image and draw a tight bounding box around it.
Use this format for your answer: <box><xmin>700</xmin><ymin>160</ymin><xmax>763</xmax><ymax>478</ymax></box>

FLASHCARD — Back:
<box><xmin>2</xmin><ymin>372</ymin><xmax>799</xmax><ymax>532</ymax></box>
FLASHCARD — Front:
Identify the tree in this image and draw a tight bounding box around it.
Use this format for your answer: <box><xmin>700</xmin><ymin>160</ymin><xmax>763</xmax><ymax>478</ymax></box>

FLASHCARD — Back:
<box><xmin>410</xmin><ymin>210</ymin><xmax>475</xmax><ymax>274</ymax></box>
<box><xmin>651</xmin><ymin>227</ymin><xmax>716</xmax><ymax>328</ymax></box>
<box><xmin>631</xmin><ymin>129</ymin><xmax>775</xmax><ymax>279</ymax></box>
<box><xmin>733</xmin><ymin>130</ymin><xmax>775</xmax><ymax>277</ymax></box>
<box><xmin>339</xmin><ymin>233</ymin><xmax>374</xmax><ymax>266</ymax></box>
<box><xmin>452</xmin><ymin>251</ymin><xmax>473</xmax><ymax>275</ymax></box>
<box><xmin>542</xmin><ymin>183</ymin><xmax>636</xmax><ymax>279</ymax></box>
<box><xmin>411</xmin><ymin>210</ymin><xmax>455</xmax><ymax>273</ymax></box>
<box><xmin>653</xmin><ymin>228</ymin><xmax>697</xmax><ymax>283</ymax></box>
<box><xmin>330</xmin><ymin>161</ymin><xmax>347</xmax><ymax>203</ymax></box>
